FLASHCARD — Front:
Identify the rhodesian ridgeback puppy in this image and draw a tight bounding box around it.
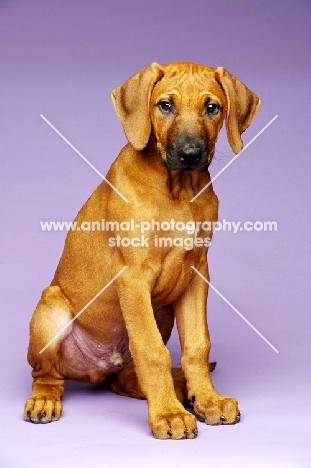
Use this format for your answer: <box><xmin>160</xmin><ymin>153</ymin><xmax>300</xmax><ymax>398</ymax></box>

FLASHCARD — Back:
<box><xmin>24</xmin><ymin>62</ymin><xmax>260</xmax><ymax>439</ymax></box>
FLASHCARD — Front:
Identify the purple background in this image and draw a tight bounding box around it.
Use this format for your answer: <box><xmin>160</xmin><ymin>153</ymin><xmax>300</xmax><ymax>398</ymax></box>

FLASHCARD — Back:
<box><xmin>1</xmin><ymin>0</ymin><xmax>311</xmax><ymax>466</ymax></box>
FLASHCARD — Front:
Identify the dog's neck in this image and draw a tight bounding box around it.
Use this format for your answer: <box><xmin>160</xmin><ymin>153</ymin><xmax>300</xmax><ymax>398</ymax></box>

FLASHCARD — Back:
<box><xmin>166</xmin><ymin>169</ymin><xmax>204</xmax><ymax>201</ymax></box>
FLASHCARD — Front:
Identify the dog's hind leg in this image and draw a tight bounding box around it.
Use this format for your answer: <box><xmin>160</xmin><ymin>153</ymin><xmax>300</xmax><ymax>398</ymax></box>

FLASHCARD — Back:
<box><xmin>110</xmin><ymin>359</ymin><xmax>216</xmax><ymax>404</ymax></box>
<box><xmin>109</xmin><ymin>359</ymin><xmax>190</xmax><ymax>403</ymax></box>
<box><xmin>24</xmin><ymin>285</ymin><xmax>73</xmax><ymax>423</ymax></box>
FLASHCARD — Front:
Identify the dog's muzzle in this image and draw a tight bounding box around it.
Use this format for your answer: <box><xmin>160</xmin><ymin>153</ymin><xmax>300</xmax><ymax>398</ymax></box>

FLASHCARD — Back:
<box><xmin>164</xmin><ymin>136</ymin><xmax>210</xmax><ymax>172</ymax></box>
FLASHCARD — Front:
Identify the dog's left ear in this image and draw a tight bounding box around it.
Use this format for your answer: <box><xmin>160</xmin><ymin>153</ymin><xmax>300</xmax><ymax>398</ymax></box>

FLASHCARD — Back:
<box><xmin>111</xmin><ymin>63</ymin><xmax>164</xmax><ymax>151</ymax></box>
<box><xmin>215</xmin><ymin>67</ymin><xmax>261</xmax><ymax>154</ymax></box>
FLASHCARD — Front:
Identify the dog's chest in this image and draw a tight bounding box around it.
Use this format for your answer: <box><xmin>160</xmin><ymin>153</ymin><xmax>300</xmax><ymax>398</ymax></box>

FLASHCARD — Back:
<box><xmin>151</xmin><ymin>245</ymin><xmax>204</xmax><ymax>306</ymax></box>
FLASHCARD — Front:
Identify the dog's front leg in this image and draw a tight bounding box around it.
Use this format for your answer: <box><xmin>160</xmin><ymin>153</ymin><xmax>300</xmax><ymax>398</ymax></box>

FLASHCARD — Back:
<box><xmin>116</xmin><ymin>270</ymin><xmax>197</xmax><ymax>439</ymax></box>
<box><xmin>174</xmin><ymin>262</ymin><xmax>241</xmax><ymax>426</ymax></box>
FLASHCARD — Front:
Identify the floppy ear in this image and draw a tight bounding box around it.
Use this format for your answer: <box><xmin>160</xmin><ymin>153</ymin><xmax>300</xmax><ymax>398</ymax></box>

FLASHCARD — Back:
<box><xmin>215</xmin><ymin>67</ymin><xmax>261</xmax><ymax>154</ymax></box>
<box><xmin>111</xmin><ymin>62</ymin><xmax>164</xmax><ymax>151</ymax></box>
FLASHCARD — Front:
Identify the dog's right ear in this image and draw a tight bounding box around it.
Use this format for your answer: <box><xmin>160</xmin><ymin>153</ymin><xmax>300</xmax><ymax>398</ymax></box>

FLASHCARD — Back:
<box><xmin>111</xmin><ymin>63</ymin><xmax>164</xmax><ymax>151</ymax></box>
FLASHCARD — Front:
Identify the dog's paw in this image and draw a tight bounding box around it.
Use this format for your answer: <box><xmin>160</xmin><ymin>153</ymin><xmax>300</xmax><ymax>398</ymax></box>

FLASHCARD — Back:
<box><xmin>194</xmin><ymin>394</ymin><xmax>240</xmax><ymax>426</ymax></box>
<box><xmin>24</xmin><ymin>394</ymin><xmax>62</xmax><ymax>423</ymax></box>
<box><xmin>149</xmin><ymin>408</ymin><xmax>198</xmax><ymax>440</ymax></box>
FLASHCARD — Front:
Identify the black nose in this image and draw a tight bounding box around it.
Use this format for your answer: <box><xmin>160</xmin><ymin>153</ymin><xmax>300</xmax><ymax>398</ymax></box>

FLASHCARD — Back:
<box><xmin>177</xmin><ymin>145</ymin><xmax>203</xmax><ymax>164</ymax></box>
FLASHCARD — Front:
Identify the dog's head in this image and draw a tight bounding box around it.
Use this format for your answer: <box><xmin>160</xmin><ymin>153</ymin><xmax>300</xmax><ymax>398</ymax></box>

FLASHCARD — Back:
<box><xmin>111</xmin><ymin>62</ymin><xmax>260</xmax><ymax>171</ymax></box>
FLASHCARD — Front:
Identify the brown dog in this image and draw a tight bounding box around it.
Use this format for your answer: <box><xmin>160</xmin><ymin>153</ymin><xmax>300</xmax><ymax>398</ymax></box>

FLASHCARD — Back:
<box><xmin>24</xmin><ymin>62</ymin><xmax>260</xmax><ymax>439</ymax></box>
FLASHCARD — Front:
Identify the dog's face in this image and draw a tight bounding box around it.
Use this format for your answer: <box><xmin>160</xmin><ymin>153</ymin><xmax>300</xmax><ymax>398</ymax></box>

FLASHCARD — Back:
<box><xmin>111</xmin><ymin>62</ymin><xmax>260</xmax><ymax>168</ymax></box>
<box><xmin>149</xmin><ymin>63</ymin><xmax>226</xmax><ymax>171</ymax></box>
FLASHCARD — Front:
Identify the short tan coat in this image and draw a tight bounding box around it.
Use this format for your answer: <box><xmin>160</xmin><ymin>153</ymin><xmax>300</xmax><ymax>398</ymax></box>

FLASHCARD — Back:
<box><xmin>24</xmin><ymin>62</ymin><xmax>260</xmax><ymax>439</ymax></box>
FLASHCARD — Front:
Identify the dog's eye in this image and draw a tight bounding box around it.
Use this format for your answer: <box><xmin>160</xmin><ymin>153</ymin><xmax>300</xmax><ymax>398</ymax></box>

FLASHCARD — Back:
<box><xmin>158</xmin><ymin>100</ymin><xmax>173</xmax><ymax>113</ymax></box>
<box><xmin>206</xmin><ymin>103</ymin><xmax>220</xmax><ymax>115</ymax></box>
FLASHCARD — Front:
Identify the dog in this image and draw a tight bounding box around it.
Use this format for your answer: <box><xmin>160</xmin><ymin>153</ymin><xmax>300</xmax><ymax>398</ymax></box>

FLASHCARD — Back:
<box><xmin>24</xmin><ymin>62</ymin><xmax>260</xmax><ymax>439</ymax></box>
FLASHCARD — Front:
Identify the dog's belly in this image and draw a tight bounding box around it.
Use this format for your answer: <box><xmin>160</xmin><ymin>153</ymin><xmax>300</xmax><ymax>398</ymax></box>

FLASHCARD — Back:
<box><xmin>59</xmin><ymin>321</ymin><xmax>131</xmax><ymax>383</ymax></box>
